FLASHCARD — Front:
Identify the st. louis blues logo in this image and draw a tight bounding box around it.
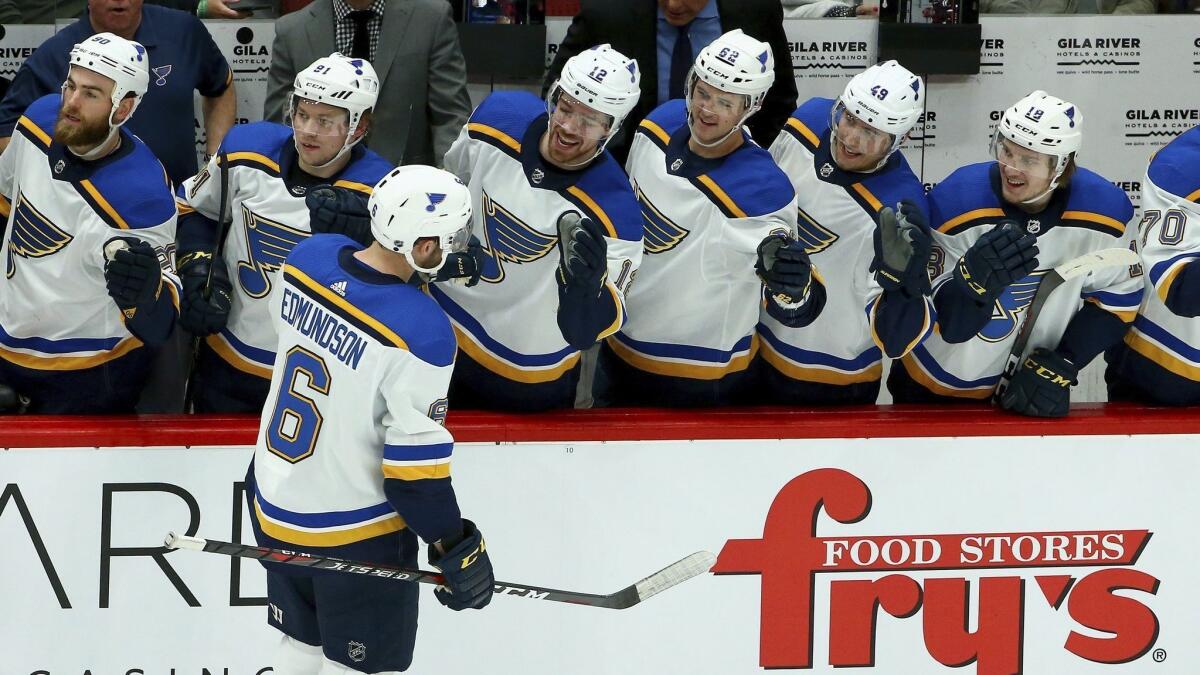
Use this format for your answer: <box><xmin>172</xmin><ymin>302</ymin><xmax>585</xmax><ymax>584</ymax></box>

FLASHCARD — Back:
<box><xmin>425</xmin><ymin>193</ymin><xmax>446</xmax><ymax>212</ymax></box>
<box><xmin>977</xmin><ymin>271</ymin><xmax>1047</xmax><ymax>343</ymax></box>
<box><xmin>237</xmin><ymin>206</ymin><xmax>309</xmax><ymax>298</ymax></box>
<box><xmin>7</xmin><ymin>194</ymin><xmax>72</xmax><ymax>278</ymax></box>
<box><xmin>152</xmin><ymin>65</ymin><xmax>172</xmax><ymax>87</ymax></box>
<box><xmin>636</xmin><ymin>182</ymin><xmax>689</xmax><ymax>254</ymax></box>
<box><xmin>478</xmin><ymin>191</ymin><xmax>556</xmax><ymax>284</ymax></box>
<box><xmin>793</xmin><ymin>205</ymin><xmax>838</xmax><ymax>255</ymax></box>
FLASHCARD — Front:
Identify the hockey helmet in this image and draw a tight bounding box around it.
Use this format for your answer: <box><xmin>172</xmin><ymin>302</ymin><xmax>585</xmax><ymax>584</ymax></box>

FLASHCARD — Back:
<box><xmin>66</xmin><ymin>32</ymin><xmax>150</xmax><ymax>127</ymax></box>
<box><xmin>685</xmin><ymin>29</ymin><xmax>774</xmax><ymax>147</ymax></box>
<box><xmin>992</xmin><ymin>90</ymin><xmax>1082</xmax><ymax>180</ymax></box>
<box><xmin>290</xmin><ymin>53</ymin><xmax>380</xmax><ymax>163</ymax></box>
<box><xmin>546</xmin><ymin>45</ymin><xmax>641</xmax><ymax>155</ymax></box>
<box><xmin>831</xmin><ymin>60</ymin><xmax>923</xmax><ymax>162</ymax></box>
<box><xmin>368</xmin><ymin>165</ymin><xmax>473</xmax><ymax>275</ymax></box>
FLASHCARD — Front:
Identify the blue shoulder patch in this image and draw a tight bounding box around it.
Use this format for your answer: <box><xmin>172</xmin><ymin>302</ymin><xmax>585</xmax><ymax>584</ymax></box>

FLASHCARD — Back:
<box><xmin>1061</xmin><ymin>167</ymin><xmax>1134</xmax><ymax>237</ymax></box>
<box><xmin>562</xmin><ymin>152</ymin><xmax>641</xmax><ymax>242</ymax></box>
<box><xmin>780</xmin><ymin>97</ymin><xmax>834</xmax><ymax>151</ymax></box>
<box><xmin>701</xmin><ymin>143</ymin><xmax>795</xmax><ymax>219</ymax></box>
<box><xmin>85</xmin><ymin>137</ymin><xmax>175</xmax><ymax>230</ymax></box>
<box><xmin>467</xmin><ymin>91</ymin><xmax>544</xmax><ymax>148</ymax></box>
<box><xmin>1147</xmin><ymin>126</ymin><xmax>1200</xmax><ymax>204</ymax></box>
<box><xmin>642</xmin><ymin>99</ymin><xmax>689</xmax><ymax>138</ymax></box>
<box><xmin>16</xmin><ymin>94</ymin><xmax>62</xmax><ymax>149</ymax></box>
<box><xmin>334</xmin><ymin>148</ymin><xmax>393</xmax><ymax>195</ymax></box>
<box><xmin>857</xmin><ymin>153</ymin><xmax>928</xmax><ymax>215</ymax></box>
<box><xmin>218</xmin><ymin>121</ymin><xmax>291</xmax><ymax>163</ymax></box>
<box><xmin>286</xmin><ymin>235</ymin><xmax>456</xmax><ymax>367</ymax></box>
<box><xmin>928</xmin><ymin>163</ymin><xmax>1003</xmax><ymax>235</ymax></box>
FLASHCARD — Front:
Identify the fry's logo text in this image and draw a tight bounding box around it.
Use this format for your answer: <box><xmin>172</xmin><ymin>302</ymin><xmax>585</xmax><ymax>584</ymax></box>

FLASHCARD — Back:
<box><xmin>713</xmin><ymin>469</ymin><xmax>1160</xmax><ymax>674</ymax></box>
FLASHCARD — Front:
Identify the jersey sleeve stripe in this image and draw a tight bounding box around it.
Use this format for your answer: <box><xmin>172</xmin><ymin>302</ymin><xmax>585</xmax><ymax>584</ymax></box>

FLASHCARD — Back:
<box><xmin>564</xmin><ymin>185</ymin><xmax>618</xmax><ymax>239</ymax></box>
<box><xmin>453</xmin><ymin>325</ymin><xmax>581</xmax><ymax>383</ymax></box>
<box><xmin>0</xmin><ymin>334</ymin><xmax>142</xmax><ymax>371</ymax></box>
<box><xmin>223</xmin><ymin>151</ymin><xmax>281</xmax><ymax>176</ymax></box>
<box><xmin>254</xmin><ymin>498</ymin><xmax>405</xmax><ymax>546</ymax></box>
<box><xmin>175</xmin><ymin>198</ymin><xmax>196</xmax><ymax>216</ymax></box>
<box><xmin>206</xmin><ymin>332</ymin><xmax>274</xmax><ymax>378</ymax></box>
<box><xmin>694</xmin><ymin>175</ymin><xmax>747</xmax><ymax>219</ymax></box>
<box><xmin>283</xmin><ymin>264</ymin><xmax>410</xmax><ymax>350</ymax></box>
<box><xmin>1061</xmin><ymin>210</ymin><xmax>1126</xmax><ymax>237</ymax></box>
<box><xmin>467</xmin><ymin>122</ymin><xmax>522</xmax><ymax>159</ymax></box>
<box><xmin>607</xmin><ymin>333</ymin><xmax>758</xmax><ymax>380</ymax></box>
<box><xmin>1148</xmin><ymin>251</ymin><xmax>1200</xmax><ymax>290</ymax></box>
<box><xmin>596</xmin><ymin>283</ymin><xmax>625</xmax><ymax>340</ymax></box>
<box><xmin>77</xmin><ymin>180</ymin><xmax>129</xmax><ymax>229</ymax></box>
<box><xmin>758</xmin><ymin>324</ymin><xmax>882</xmax><ymax>384</ymax></box>
<box><xmin>784</xmin><ymin>117</ymin><xmax>821</xmax><ymax>152</ymax></box>
<box><xmin>383</xmin><ymin>463</ymin><xmax>452</xmax><ymax>481</ymax></box>
<box><xmin>16</xmin><ymin>115</ymin><xmax>50</xmax><ymax>150</ymax></box>
<box><xmin>899</xmin><ymin>351</ymin><xmax>994</xmax><ymax>399</ymax></box>
<box><xmin>1187</xmin><ymin>187</ymin><xmax>1200</xmax><ymax>203</ymax></box>
<box><xmin>383</xmin><ymin>442</ymin><xmax>452</xmax><ymax>462</ymax></box>
<box><xmin>937</xmin><ymin>208</ymin><xmax>1007</xmax><ymax>235</ymax></box>
<box><xmin>333</xmin><ymin>179</ymin><xmax>374</xmax><ymax>195</ymax></box>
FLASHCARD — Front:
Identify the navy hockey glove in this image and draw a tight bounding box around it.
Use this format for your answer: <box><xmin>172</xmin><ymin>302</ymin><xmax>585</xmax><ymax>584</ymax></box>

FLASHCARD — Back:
<box><xmin>954</xmin><ymin>221</ymin><xmax>1039</xmax><ymax>300</ymax></box>
<box><xmin>177</xmin><ymin>251</ymin><xmax>233</xmax><ymax>336</ymax></box>
<box><xmin>556</xmin><ymin>212</ymin><xmax>608</xmax><ymax>295</ymax></box>
<box><xmin>873</xmin><ymin>200</ymin><xmax>933</xmax><ymax>298</ymax></box>
<box><xmin>306</xmin><ymin>184</ymin><xmax>372</xmax><ymax>246</ymax></box>
<box><xmin>429</xmin><ymin>519</ymin><xmax>494</xmax><ymax>611</ymax></box>
<box><xmin>998</xmin><ymin>347</ymin><xmax>1078</xmax><ymax>418</ymax></box>
<box><xmin>434</xmin><ymin>235</ymin><xmax>485</xmax><ymax>287</ymax></box>
<box><xmin>756</xmin><ymin>233</ymin><xmax>812</xmax><ymax>302</ymax></box>
<box><xmin>104</xmin><ymin>238</ymin><xmax>163</xmax><ymax>317</ymax></box>
<box><xmin>0</xmin><ymin>382</ymin><xmax>29</xmax><ymax>414</ymax></box>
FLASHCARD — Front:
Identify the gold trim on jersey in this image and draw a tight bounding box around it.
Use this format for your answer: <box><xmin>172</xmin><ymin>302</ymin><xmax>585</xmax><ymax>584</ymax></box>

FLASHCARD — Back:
<box><xmin>284</xmin><ymin>264</ymin><xmax>410</xmax><ymax>350</ymax></box>
<box><xmin>451</xmin><ymin>324</ymin><xmax>580</xmax><ymax>383</ymax></box>
<box><xmin>467</xmin><ymin>123</ymin><xmax>522</xmax><ymax>153</ymax></box>
<box><xmin>0</xmin><ymin>194</ymin><xmax>10</xmax><ymax>219</ymax></box>
<box><xmin>1156</xmin><ymin>262</ymin><xmax>1188</xmax><ymax>304</ymax></box>
<box><xmin>17</xmin><ymin>115</ymin><xmax>51</xmax><ymax>148</ymax></box>
<box><xmin>607</xmin><ymin>334</ymin><xmax>759</xmax><ymax>381</ymax></box>
<box><xmin>785</xmin><ymin>117</ymin><xmax>821</xmax><ymax>149</ymax></box>
<box><xmin>565</xmin><ymin>185</ymin><xmax>618</xmax><ymax>239</ymax></box>
<box><xmin>850</xmin><ymin>183</ymin><xmax>882</xmax><ymax>212</ymax></box>
<box><xmin>899</xmin><ymin>353</ymin><xmax>993</xmax><ymax>399</ymax></box>
<box><xmin>224</xmin><ymin>151</ymin><xmax>281</xmax><ymax>174</ymax></box>
<box><xmin>1188</xmin><ymin>187</ymin><xmax>1200</xmax><ymax>203</ymax></box>
<box><xmin>596</xmin><ymin>283</ymin><xmax>625</xmax><ymax>340</ymax></box>
<box><xmin>1062</xmin><ymin>210</ymin><xmax>1126</xmax><ymax>236</ymax></box>
<box><xmin>1125</xmin><ymin>329</ymin><xmax>1200</xmax><ymax>382</ymax></box>
<box><xmin>639</xmin><ymin>119</ymin><xmax>671</xmax><ymax>146</ymax></box>
<box><xmin>759</xmin><ymin>341</ymin><xmax>882</xmax><ymax>385</ymax></box>
<box><xmin>254</xmin><ymin>499</ymin><xmax>406</xmax><ymax>546</ymax></box>
<box><xmin>0</xmin><ymin>335</ymin><xmax>143</xmax><ymax>371</ymax></box>
<box><xmin>333</xmin><ymin>179</ymin><xmax>373</xmax><ymax>195</ymax></box>
<box><xmin>382</xmin><ymin>462</ymin><xmax>452</xmax><ymax>481</ymax></box>
<box><xmin>1084</xmin><ymin>296</ymin><xmax>1136</xmax><ymax>323</ymax></box>
<box><xmin>938</xmin><ymin>208</ymin><xmax>1007</xmax><ymax>234</ymax></box>
<box><xmin>206</xmin><ymin>333</ymin><xmax>273</xmax><ymax>379</ymax></box>
<box><xmin>80</xmin><ymin>180</ymin><xmax>129</xmax><ymax>229</ymax></box>
<box><xmin>696</xmin><ymin>175</ymin><xmax>747</xmax><ymax>219</ymax></box>
<box><xmin>175</xmin><ymin>199</ymin><xmax>196</xmax><ymax>216</ymax></box>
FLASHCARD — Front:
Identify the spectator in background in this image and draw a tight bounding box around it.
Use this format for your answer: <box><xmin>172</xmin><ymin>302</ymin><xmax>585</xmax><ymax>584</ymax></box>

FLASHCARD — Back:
<box><xmin>0</xmin><ymin>0</ymin><xmax>237</xmax><ymax>187</ymax></box>
<box><xmin>980</xmin><ymin>0</ymin><xmax>1154</xmax><ymax>12</ymax></box>
<box><xmin>781</xmin><ymin>0</ymin><xmax>879</xmax><ymax>17</ymax></box>
<box><xmin>14</xmin><ymin>0</ymin><xmax>253</xmax><ymax>22</ymax></box>
<box><xmin>265</xmin><ymin>0</ymin><xmax>472</xmax><ymax>167</ymax></box>
<box><xmin>544</xmin><ymin>0</ymin><xmax>797</xmax><ymax>165</ymax></box>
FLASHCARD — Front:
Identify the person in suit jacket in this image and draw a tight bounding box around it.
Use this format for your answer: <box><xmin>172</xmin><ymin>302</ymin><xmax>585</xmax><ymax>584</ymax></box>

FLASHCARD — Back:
<box><xmin>543</xmin><ymin>0</ymin><xmax>797</xmax><ymax>164</ymax></box>
<box><xmin>265</xmin><ymin>0</ymin><xmax>472</xmax><ymax>167</ymax></box>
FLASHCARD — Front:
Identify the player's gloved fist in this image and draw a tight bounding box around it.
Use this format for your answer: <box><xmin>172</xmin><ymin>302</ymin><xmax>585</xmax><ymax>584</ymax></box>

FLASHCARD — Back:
<box><xmin>556</xmin><ymin>212</ymin><xmax>608</xmax><ymax>295</ymax></box>
<box><xmin>998</xmin><ymin>347</ymin><xmax>1078</xmax><ymax>418</ymax></box>
<box><xmin>756</xmin><ymin>233</ymin><xmax>813</xmax><ymax>303</ymax></box>
<box><xmin>0</xmin><ymin>381</ymin><xmax>29</xmax><ymax>414</ymax></box>
<box><xmin>104</xmin><ymin>237</ymin><xmax>162</xmax><ymax>315</ymax></box>
<box><xmin>954</xmin><ymin>221</ymin><xmax>1039</xmax><ymax>300</ymax></box>
<box><xmin>434</xmin><ymin>235</ymin><xmax>485</xmax><ymax>287</ymax></box>
<box><xmin>177</xmin><ymin>251</ymin><xmax>233</xmax><ymax>336</ymax></box>
<box><xmin>429</xmin><ymin>519</ymin><xmax>494</xmax><ymax>611</ymax></box>
<box><xmin>873</xmin><ymin>200</ymin><xmax>933</xmax><ymax>297</ymax></box>
<box><xmin>307</xmin><ymin>184</ymin><xmax>372</xmax><ymax>247</ymax></box>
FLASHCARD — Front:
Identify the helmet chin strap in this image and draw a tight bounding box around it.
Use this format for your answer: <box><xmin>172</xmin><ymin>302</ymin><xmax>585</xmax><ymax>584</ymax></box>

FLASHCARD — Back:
<box><xmin>72</xmin><ymin>107</ymin><xmax>127</xmax><ymax>161</ymax></box>
<box><xmin>405</xmin><ymin>249</ymin><xmax>446</xmax><ymax>275</ymax></box>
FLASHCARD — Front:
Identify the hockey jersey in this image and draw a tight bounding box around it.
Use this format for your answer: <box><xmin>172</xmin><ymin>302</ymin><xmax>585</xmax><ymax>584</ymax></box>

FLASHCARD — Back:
<box><xmin>176</xmin><ymin>122</ymin><xmax>392</xmax><ymax>380</ymax></box>
<box><xmin>612</xmin><ymin>99</ymin><xmax>798</xmax><ymax>381</ymax></box>
<box><xmin>1109</xmin><ymin>126</ymin><xmax>1200</xmax><ymax>403</ymax></box>
<box><xmin>436</xmin><ymin>91</ymin><xmax>642</xmax><ymax>400</ymax></box>
<box><xmin>760</xmin><ymin>97</ymin><xmax>932</xmax><ymax>393</ymax></box>
<box><xmin>0</xmin><ymin>94</ymin><xmax>179</xmax><ymax>378</ymax></box>
<box><xmin>252</xmin><ymin>235</ymin><xmax>462</xmax><ymax>551</ymax></box>
<box><xmin>902</xmin><ymin>162</ymin><xmax>1141</xmax><ymax>398</ymax></box>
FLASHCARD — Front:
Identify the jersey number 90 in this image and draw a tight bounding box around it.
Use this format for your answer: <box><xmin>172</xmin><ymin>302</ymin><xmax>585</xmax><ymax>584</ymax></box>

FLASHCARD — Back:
<box><xmin>265</xmin><ymin>347</ymin><xmax>330</xmax><ymax>463</ymax></box>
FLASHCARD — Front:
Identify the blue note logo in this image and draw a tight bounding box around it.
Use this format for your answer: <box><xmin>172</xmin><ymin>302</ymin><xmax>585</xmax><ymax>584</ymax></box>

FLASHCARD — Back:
<box><xmin>977</xmin><ymin>271</ymin><xmax>1047</xmax><ymax>343</ymax></box>
<box><xmin>7</xmin><ymin>194</ymin><xmax>73</xmax><ymax>279</ymax></box>
<box><xmin>478</xmin><ymin>191</ymin><xmax>557</xmax><ymax>284</ymax></box>
<box><xmin>237</xmin><ymin>206</ymin><xmax>309</xmax><ymax>298</ymax></box>
<box><xmin>636</xmin><ymin>182</ymin><xmax>689</xmax><ymax>254</ymax></box>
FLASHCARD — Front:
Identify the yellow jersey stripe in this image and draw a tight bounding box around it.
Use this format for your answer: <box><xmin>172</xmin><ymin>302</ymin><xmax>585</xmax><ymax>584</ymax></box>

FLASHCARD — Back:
<box><xmin>224</xmin><ymin>151</ymin><xmax>281</xmax><ymax>173</ymax></box>
<box><xmin>383</xmin><ymin>463</ymin><xmax>452</xmax><ymax>481</ymax></box>
<box><xmin>1156</xmin><ymin>261</ymin><xmax>1188</xmax><ymax>304</ymax></box>
<box><xmin>786</xmin><ymin>117</ymin><xmax>821</xmax><ymax>148</ymax></box>
<box><xmin>284</xmin><ymin>264</ymin><xmax>409</xmax><ymax>350</ymax></box>
<box><xmin>18</xmin><ymin>115</ymin><xmax>50</xmax><ymax>147</ymax></box>
<box><xmin>206</xmin><ymin>333</ymin><xmax>273</xmax><ymax>379</ymax></box>
<box><xmin>938</xmin><ymin>208</ymin><xmax>1007</xmax><ymax>234</ymax></box>
<box><xmin>851</xmin><ymin>183</ymin><xmax>883</xmax><ymax>212</ymax></box>
<box><xmin>899</xmin><ymin>353</ymin><xmax>993</xmax><ymax>399</ymax></box>
<box><xmin>696</xmin><ymin>175</ymin><xmax>747</xmax><ymax>219</ymax></box>
<box><xmin>467</xmin><ymin>123</ymin><xmax>522</xmax><ymax>153</ymax></box>
<box><xmin>639</xmin><ymin>119</ymin><xmax>671</xmax><ymax>145</ymax></box>
<box><xmin>566</xmin><ymin>185</ymin><xmax>618</xmax><ymax>239</ymax></box>
<box><xmin>255</xmin><ymin>501</ymin><xmax>406</xmax><ymax>547</ymax></box>
<box><xmin>596</xmin><ymin>282</ymin><xmax>624</xmax><ymax>340</ymax></box>
<box><xmin>1062</xmin><ymin>210</ymin><xmax>1126</xmax><ymax>235</ymax></box>
<box><xmin>607</xmin><ymin>334</ymin><xmax>758</xmax><ymax>381</ymax></box>
<box><xmin>0</xmin><ymin>335</ymin><xmax>142</xmax><ymax>371</ymax></box>
<box><xmin>1126</xmin><ymin>330</ymin><xmax>1200</xmax><ymax>381</ymax></box>
<box><xmin>80</xmin><ymin>180</ymin><xmax>129</xmax><ymax>229</ymax></box>
<box><xmin>0</xmin><ymin>194</ymin><xmax>10</xmax><ymax>219</ymax></box>
<box><xmin>452</xmin><ymin>325</ymin><xmax>580</xmax><ymax>383</ymax></box>
<box><xmin>759</xmin><ymin>340</ymin><xmax>882</xmax><ymax>385</ymax></box>
<box><xmin>1084</xmin><ymin>296</ymin><xmax>1135</xmax><ymax>323</ymax></box>
<box><xmin>1187</xmin><ymin>187</ymin><xmax>1200</xmax><ymax>203</ymax></box>
<box><xmin>333</xmin><ymin>179</ymin><xmax>374</xmax><ymax>195</ymax></box>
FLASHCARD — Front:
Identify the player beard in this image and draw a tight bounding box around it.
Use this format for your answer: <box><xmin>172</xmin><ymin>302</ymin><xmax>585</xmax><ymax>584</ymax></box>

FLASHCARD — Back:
<box><xmin>53</xmin><ymin>110</ymin><xmax>110</xmax><ymax>149</ymax></box>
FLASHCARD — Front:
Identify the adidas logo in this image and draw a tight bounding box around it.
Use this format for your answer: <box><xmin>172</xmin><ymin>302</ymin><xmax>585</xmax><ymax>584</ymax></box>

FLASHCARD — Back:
<box><xmin>329</xmin><ymin>280</ymin><xmax>348</xmax><ymax>297</ymax></box>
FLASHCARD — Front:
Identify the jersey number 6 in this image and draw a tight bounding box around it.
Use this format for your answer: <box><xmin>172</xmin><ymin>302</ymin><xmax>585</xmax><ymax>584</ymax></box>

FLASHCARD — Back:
<box><xmin>265</xmin><ymin>346</ymin><xmax>330</xmax><ymax>463</ymax></box>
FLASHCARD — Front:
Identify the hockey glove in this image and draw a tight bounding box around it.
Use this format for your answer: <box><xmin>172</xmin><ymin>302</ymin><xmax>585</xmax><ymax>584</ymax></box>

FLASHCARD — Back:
<box><xmin>556</xmin><ymin>212</ymin><xmax>608</xmax><ymax>296</ymax></box>
<box><xmin>0</xmin><ymin>382</ymin><xmax>29</xmax><ymax>414</ymax></box>
<box><xmin>756</xmin><ymin>233</ymin><xmax>813</xmax><ymax>303</ymax></box>
<box><xmin>306</xmin><ymin>184</ymin><xmax>373</xmax><ymax>247</ymax></box>
<box><xmin>177</xmin><ymin>251</ymin><xmax>234</xmax><ymax>336</ymax></box>
<box><xmin>434</xmin><ymin>235</ymin><xmax>485</xmax><ymax>287</ymax></box>
<box><xmin>429</xmin><ymin>519</ymin><xmax>494</xmax><ymax>611</ymax></box>
<box><xmin>998</xmin><ymin>347</ymin><xmax>1078</xmax><ymax>418</ymax></box>
<box><xmin>873</xmin><ymin>200</ymin><xmax>933</xmax><ymax>298</ymax></box>
<box><xmin>104</xmin><ymin>238</ymin><xmax>163</xmax><ymax>318</ymax></box>
<box><xmin>953</xmin><ymin>221</ymin><xmax>1039</xmax><ymax>300</ymax></box>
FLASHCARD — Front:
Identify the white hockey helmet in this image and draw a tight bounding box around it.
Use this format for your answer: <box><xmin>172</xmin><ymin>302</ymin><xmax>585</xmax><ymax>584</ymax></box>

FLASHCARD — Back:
<box><xmin>546</xmin><ymin>44</ymin><xmax>641</xmax><ymax>160</ymax></box>
<box><xmin>992</xmin><ymin>90</ymin><xmax>1082</xmax><ymax>179</ymax></box>
<box><xmin>290</xmin><ymin>53</ymin><xmax>380</xmax><ymax>165</ymax></box>
<box><xmin>368</xmin><ymin>165</ymin><xmax>473</xmax><ymax>275</ymax></box>
<box><xmin>832</xmin><ymin>60</ymin><xmax>923</xmax><ymax>163</ymax></box>
<box><xmin>66</xmin><ymin>32</ymin><xmax>150</xmax><ymax>128</ymax></box>
<box><xmin>685</xmin><ymin>29</ymin><xmax>775</xmax><ymax>147</ymax></box>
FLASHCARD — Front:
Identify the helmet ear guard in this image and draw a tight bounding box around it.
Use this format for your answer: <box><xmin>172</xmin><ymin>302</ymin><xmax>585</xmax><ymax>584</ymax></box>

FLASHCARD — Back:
<box><xmin>367</xmin><ymin>165</ymin><xmax>474</xmax><ymax>275</ymax></box>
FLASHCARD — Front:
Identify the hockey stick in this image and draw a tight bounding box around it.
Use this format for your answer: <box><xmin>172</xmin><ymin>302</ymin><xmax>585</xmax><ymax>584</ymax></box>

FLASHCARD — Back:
<box><xmin>164</xmin><ymin>532</ymin><xmax>715</xmax><ymax>610</ymax></box>
<box><xmin>182</xmin><ymin>151</ymin><xmax>231</xmax><ymax>411</ymax></box>
<box><xmin>993</xmin><ymin>247</ymin><xmax>1140</xmax><ymax>399</ymax></box>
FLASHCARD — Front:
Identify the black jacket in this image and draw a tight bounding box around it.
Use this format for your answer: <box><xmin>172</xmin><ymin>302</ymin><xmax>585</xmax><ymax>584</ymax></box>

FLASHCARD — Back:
<box><xmin>543</xmin><ymin>0</ymin><xmax>797</xmax><ymax>165</ymax></box>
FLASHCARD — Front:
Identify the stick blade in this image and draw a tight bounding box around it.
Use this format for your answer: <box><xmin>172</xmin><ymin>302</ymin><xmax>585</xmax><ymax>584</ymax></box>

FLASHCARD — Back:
<box><xmin>1055</xmin><ymin>247</ymin><xmax>1138</xmax><ymax>281</ymax></box>
<box><xmin>630</xmin><ymin>551</ymin><xmax>716</xmax><ymax>607</ymax></box>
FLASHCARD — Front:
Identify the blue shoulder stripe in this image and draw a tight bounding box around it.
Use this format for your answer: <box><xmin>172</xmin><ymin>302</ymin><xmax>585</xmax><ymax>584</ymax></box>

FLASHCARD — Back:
<box><xmin>643</xmin><ymin>99</ymin><xmax>689</xmax><ymax>137</ymax></box>
<box><xmin>1147</xmin><ymin>126</ymin><xmax>1200</xmax><ymax>204</ymax></box>
<box><xmin>696</xmin><ymin>144</ymin><xmax>794</xmax><ymax>219</ymax></box>
<box><xmin>16</xmin><ymin>94</ymin><xmax>61</xmax><ymax>151</ymax></box>
<box><xmin>781</xmin><ymin>97</ymin><xmax>833</xmax><ymax>153</ymax></box>
<box><xmin>561</xmin><ymin>153</ymin><xmax>641</xmax><ymax>242</ymax></box>
<box><xmin>333</xmin><ymin>148</ymin><xmax>393</xmax><ymax>195</ymax></box>
<box><xmin>78</xmin><ymin>139</ymin><xmax>175</xmax><ymax>230</ymax></box>
<box><xmin>929</xmin><ymin>163</ymin><xmax>1004</xmax><ymax>235</ymax></box>
<box><xmin>1061</xmin><ymin>168</ymin><xmax>1133</xmax><ymax>238</ymax></box>
<box><xmin>466</xmin><ymin>91</ymin><xmax>542</xmax><ymax>159</ymax></box>
<box><xmin>857</xmin><ymin>155</ymin><xmax>928</xmax><ymax>217</ymax></box>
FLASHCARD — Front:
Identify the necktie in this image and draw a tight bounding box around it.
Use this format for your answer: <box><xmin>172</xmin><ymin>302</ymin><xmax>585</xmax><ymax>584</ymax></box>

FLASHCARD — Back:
<box><xmin>668</xmin><ymin>24</ymin><xmax>692</xmax><ymax>101</ymax></box>
<box><xmin>349</xmin><ymin>10</ymin><xmax>373</xmax><ymax>61</ymax></box>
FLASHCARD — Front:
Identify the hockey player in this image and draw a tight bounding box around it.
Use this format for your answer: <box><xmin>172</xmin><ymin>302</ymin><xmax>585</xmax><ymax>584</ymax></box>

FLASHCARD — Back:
<box><xmin>605</xmin><ymin>29</ymin><xmax>823</xmax><ymax>406</ymax></box>
<box><xmin>1106</xmin><ymin>125</ymin><xmax>1200</xmax><ymax>405</ymax></box>
<box><xmin>249</xmin><ymin>165</ymin><xmax>493</xmax><ymax>674</ymax></box>
<box><xmin>890</xmin><ymin>91</ymin><xmax>1142</xmax><ymax>417</ymax></box>
<box><xmin>759</xmin><ymin>60</ymin><xmax>934</xmax><ymax>405</ymax></box>
<box><xmin>433</xmin><ymin>44</ymin><xmax>644</xmax><ymax>412</ymax></box>
<box><xmin>0</xmin><ymin>33</ymin><xmax>180</xmax><ymax>414</ymax></box>
<box><xmin>175</xmin><ymin>53</ymin><xmax>392</xmax><ymax>413</ymax></box>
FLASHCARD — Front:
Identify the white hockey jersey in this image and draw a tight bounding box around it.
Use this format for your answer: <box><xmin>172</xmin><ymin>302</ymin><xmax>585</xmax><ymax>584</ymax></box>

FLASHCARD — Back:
<box><xmin>436</xmin><ymin>91</ymin><xmax>642</xmax><ymax>386</ymax></box>
<box><xmin>176</xmin><ymin>122</ymin><xmax>392</xmax><ymax>380</ymax></box>
<box><xmin>253</xmin><ymin>235</ymin><xmax>460</xmax><ymax>548</ymax></box>
<box><xmin>613</xmin><ymin>99</ymin><xmax>797</xmax><ymax>379</ymax></box>
<box><xmin>1117</xmin><ymin>126</ymin><xmax>1200</xmax><ymax>399</ymax></box>
<box><xmin>903</xmin><ymin>162</ymin><xmax>1141</xmax><ymax>398</ymax></box>
<box><xmin>0</xmin><ymin>94</ymin><xmax>179</xmax><ymax>371</ymax></box>
<box><xmin>761</xmin><ymin>97</ymin><xmax>932</xmax><ymax>389</ymax></box>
